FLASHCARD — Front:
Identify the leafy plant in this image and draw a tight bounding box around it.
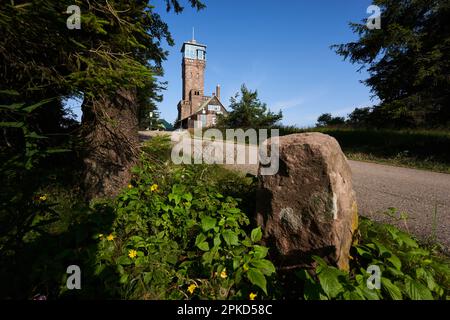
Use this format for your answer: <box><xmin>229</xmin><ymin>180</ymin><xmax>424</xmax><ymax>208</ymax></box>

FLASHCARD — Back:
<box><xmin>91</xmin><ymin>138</ymin><xmax>275</xmax><ymax>299</ymax></box>
<box><xmin>297</xmin><ymin>217</ymin><xmax>449</xmax><ymax>300</ymax></box>
<box><xmin>0</xmin><ymin>94</ymin><xmax>72</xmax><ymax>253</ymax></box>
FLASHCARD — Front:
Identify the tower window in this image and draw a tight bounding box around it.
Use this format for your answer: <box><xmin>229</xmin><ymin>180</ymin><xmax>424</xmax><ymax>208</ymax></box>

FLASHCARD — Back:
<box><xmin>197</xmin><ymin>50</ymin><xmax>205</xmax><ymax>60</ymax></box>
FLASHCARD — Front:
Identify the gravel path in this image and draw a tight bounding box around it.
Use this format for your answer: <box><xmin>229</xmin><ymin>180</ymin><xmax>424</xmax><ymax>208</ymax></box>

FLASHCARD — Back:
<box><xmin>140</xmin><ymin>131</ymin><xmax>450</xmax><ymax>249</ymax></box>
<box><xmin>349</xmin><ymin>160</ymin><xmax>450</xmax><ymax>248</ymax></box>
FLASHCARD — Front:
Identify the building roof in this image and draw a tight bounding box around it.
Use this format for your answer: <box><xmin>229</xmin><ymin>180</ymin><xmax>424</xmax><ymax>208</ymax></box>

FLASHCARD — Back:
<box><xmin>178</xmin><ymin>95</ymin><xmax>228</xmax><ymax>122</ymax></box>
<box><xmin>194</xmin><ymin>95</ymin><xmax>226</xmax><ymax>114</ymax></box>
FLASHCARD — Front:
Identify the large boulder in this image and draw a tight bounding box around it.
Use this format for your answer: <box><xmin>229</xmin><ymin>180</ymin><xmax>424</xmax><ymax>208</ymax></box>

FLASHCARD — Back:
<box><xmin>256</xmin><ymin>132</ymin><xmax>358</xmax><ymax>270</ymax></box>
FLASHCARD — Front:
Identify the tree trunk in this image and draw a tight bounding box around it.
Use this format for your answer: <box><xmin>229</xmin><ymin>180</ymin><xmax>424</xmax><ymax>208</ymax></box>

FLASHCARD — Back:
<box><xmin>80</xmin><ymin>88</ymin><xmax>140</xmax><ymax>200</ymax></box>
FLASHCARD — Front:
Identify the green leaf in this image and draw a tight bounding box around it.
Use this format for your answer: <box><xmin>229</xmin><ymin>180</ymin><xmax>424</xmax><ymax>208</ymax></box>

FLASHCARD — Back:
<box><xmin>22</xmin><ymin>98</ymin><xmax>53</xmax><ymax>113</ymax></box>
<box><xmin>251</xmin><ymin>227</ymin><xmax>262</xmax><ymax>243</ymax></box>
<box><xmin>352</xmin><ymin>287</ymin><xmax>368</xmax><ymax>300</ymax></box>
<box><xmin>25</xmin><ymin>132</ymin><xmax>47</xmax><ymax>139</ymax></box>
<box><xmin>355</xmin><ymin>246</ymin><xmax>373</xmax><ymax>259</ymax></box>
<box><xmin>408</xmin><ymin>248</ymin><xmax>429</xmax><ymax>256</ymax></box>
<box><xmin>242</xmin><ymin>238</ymin><xmax>253</xmax><ymax>247</ymax></box>
<box><xmin>404</xmin><ymin>278</ymin><xmax>434</xmax><ymax>300</ymax></box>
<box><xmin>183</xmin><ymin>193</ymin><xmax>193</xmax><ymax>201</ymax></box>
<box><xmin>195</xmin><ymin>234</ymin><xmax>209</xmax><ymax>251</ymax></box>
<box><xmin>381</xmin><ymin>278</ymin><xmax>403</xmax><ymax>300</ymax></box>
<box><xmin>202</xmin><ymin>246</ymin><xmax>218</xmax><ymax>265</ymax></box>
<box><xmin>197</xmin><ymin>241</ymin><xmax>209</xmax><ymax>251</ymax></box>
<box><xmin>247</xmin><ymin>268</ymin><xmax>267</xmax><ymax>294</ymax></box>
<box><xmin>168</xmin><ymin>193</ymin><xmax>181</xmax><ymax>205</ymax></box>
<box><xmin>119</xmin><ymin>274</ymin><xmax>129</xmax><ymax>284</ymax></box>
<box><xmin>213</xmin><ymin>234</ymin><xmax>221</xmax><ymax>247</ymax></box>
<box><xmin>195</xmin><ymin>233</ymin><xmax>206</xmax><ymax>245</ymax></box>
<box><xmin>222</xmin><ymin>230</ymin><xmax>239</xmax><ymax>246</ymax></box>
<box><xmin>166</xmin><ymin>253</ymin><xmax>178</xmax><ymax>265</ymax></box>
<box><xmin>116</xmin><ymin>255</ymin><xmax>132</xmax><ymax>266</ymax></box>
<box><xmin>387</xmin><ymin>254</ymin><xmax>402</xmax><ymax>270</ymax></box>
<box><xmin>312</xmin><ymin>255</ymin><xmax>328</xmax><ymax>273</ymax></box>
<box><xmin>46</xmin><ymin>148</ymin><xmax>71</xmax><ymax>154</ymax></box>
<box><xmin>317</xmin><ymin>267</ymin><xmax>345</xmax><ymax>299</ymax></box>
<box><xmin>234</xmin><ymin>267</ymin><xmax>243</xmax><ymax>284</ymax></box>
<box><xmin>373</xmin><ymin>240</ymin><xmax>391</xmax><ymax>257</ymax></box>
<box><xmin>201</xmin><ymin>216</ymin><xmax>216</xmax><ymax>232</ymax></box>
<box><xmin>233</xmin><ymin>257</ymin><xmax>241</xmax><ymax>270</ymax></box>
<box><xmin>250</xmin><ymin>259</ymin><xmax>275</xmax><ymax>276</ymax></box>
<box><xmin>0</xmin><ymin>103</ymin><xmax>25</xmax><ymax>110</ymax></box>
<box><xmin>386</xmin><ymin>267</ymin><xmax>404</xmax><ymax>277</ymax></box>
<box><xmin>296</xmin><ymin>269</ymin><xmax>324</xmax><ymax>300</ymax></box>
<box><xmin>143</xmin><ymin>272</ymin><xmax>152</xmax><ymax>284</ymax></box>
<box><xmin>416</xmin><ymin>268</ymin><xmax>438</xmax><ymax>292</ymax></box>
<box><xmin>360</xmin><ymin>285</ymin><xmax>381</xmax><ymax>300</ymax></box>
<box><xmin>69</xmin><ymin>38</ymin><xmax>88</xmax><ymax>49</ymax></box>
<box><xmin>195</xmin><ymin>233</ymin><xmax>207</xmax><ymax>246</ymax></box>
<box><xmin>253</xmin><ymin>245</ymin><xmax>269</xmax><ymax>259</ymax></box>
<box><xmin>343</xmin><ymin>290</ymin><xmax>365</xmax><ymax>300</ymax></box>
<box><xmin>0</xmin><ymin>90</ymin><xmax>19</xmax><ymax>96</ymax></box>
<box><xmin>384</xmin><ymin>224</ymin><xmax>399</xmax><ymax>240</ymax></box>
<box><xmin>397</xmin><ymin>232</ymin><xmax>418</xmax><ymax>248</ymax></box>
<box><xmin>0</xmin><ymin>121</ymin><xmax>24</xmax><ymax>128</ymax></box>
<box><xmin>227</xmin><ymin>207</ymin><xmax>241</xmax><ymax>214</ymax></box>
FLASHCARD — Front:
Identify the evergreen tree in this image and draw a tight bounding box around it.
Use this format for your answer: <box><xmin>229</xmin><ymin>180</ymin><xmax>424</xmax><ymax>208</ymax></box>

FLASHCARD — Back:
<box><xmin>316</xmin><ymin>113</ymin><xmax>346</xmax><ymax>127</ymax></box>
<box><xmin>0</xmin><ymin>0</ymin><xmax>205</xmax><ymax>198</ymax></box>
<box><xmin>218</xmin><ymin>85</ymin><xmax>282</xmax><ymax>129</ymax></box>
<box><xmin>332</xmin><ymin>0</ymin><xmax>450</xmax><ymax>128</ymax></box>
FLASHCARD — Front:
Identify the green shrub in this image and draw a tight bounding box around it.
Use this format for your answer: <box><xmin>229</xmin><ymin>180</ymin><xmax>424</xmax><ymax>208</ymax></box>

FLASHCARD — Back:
<box><xmin>297</xmin><ymin>218</ymin><xmax>450</xmax><ymax>300</ymax></box>
<box><xmin>91</xmin><ymin>139</ymin><xmax>275</xmax><ymax>299</ymax></box>
<box><xmin>2</xmin><ymin>135</ymin><xmax>448</xmax><ymax>301</ymax></box>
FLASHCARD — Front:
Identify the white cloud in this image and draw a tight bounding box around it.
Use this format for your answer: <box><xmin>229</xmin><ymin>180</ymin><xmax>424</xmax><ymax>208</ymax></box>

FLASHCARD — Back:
<box><xmin>272</xmin><ymin>97</ymin><xmax>304</xmax><ymax>111</ymax></box>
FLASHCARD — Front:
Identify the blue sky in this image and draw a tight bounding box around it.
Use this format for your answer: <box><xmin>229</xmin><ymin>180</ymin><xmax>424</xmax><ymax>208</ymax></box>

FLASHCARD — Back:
<box><xmin>69</xmin><ymin>0</ymin><xmax>379</xmax><ymax>127</ymax></box>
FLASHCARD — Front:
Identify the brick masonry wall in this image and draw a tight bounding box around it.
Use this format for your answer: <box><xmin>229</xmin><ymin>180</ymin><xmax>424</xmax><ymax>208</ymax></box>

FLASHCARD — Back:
<box><xmin>182</xmin><ymin>58</ymin><xmax>205</xmax><ymax>101</ymax></box>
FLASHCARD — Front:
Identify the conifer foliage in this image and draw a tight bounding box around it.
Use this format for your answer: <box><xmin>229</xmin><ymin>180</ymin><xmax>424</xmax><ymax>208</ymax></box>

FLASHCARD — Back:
<box><xmin>0</xmin><ymin>0</ymin><xmax>205</xmax><ymax>198</ymax></box>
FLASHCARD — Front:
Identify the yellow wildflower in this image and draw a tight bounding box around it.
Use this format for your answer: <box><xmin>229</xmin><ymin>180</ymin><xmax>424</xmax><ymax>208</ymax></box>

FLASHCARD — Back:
<box><xmin>150</xmin><ymin>184</ymin><xmax>158</xmax><ymax>192</ymax></box>
<box><xmin>187</xmin><ymin>283</ymin><xmax>197</xmax><ymax>295</ymax></box>
<box><xmin>128</xmin><ymin>184</ymin><xmax>133</xmax><ymax>189</ymax></box>
<box><xmin>220</xmin><ymin>269</ymin><xmax>227</xmax><ymax>279</ymax></box>
<box><xmin>128</xmin><ymin>249</ymin><xmax>137</xmax><ymax>259</ymax></box>
<box><xmin>249</xmin><ymin>292</ymin><xmax>257</xmax><ymax>300</ymax></box>
<box><xmin>39</xmin><ymin>195</ymin><xmax>47</xmax><ymax>202</ymax></box>
<box><xmin>106</xmin><ymin>234</ymin><xmax>115</xmax><ymax>241</ymax></box>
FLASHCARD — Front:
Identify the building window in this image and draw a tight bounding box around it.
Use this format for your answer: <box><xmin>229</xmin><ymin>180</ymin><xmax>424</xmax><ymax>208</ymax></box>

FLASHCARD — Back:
<box><xmin>184</xmin><ymin>44</ymin><xmax>196</xmax><ymax>59</ymax></box>
<box><xmin>197</xmin><ymin>50</ymin><xmax>205</xmax><ymax>60</ymax></box>
<box><xmin>198</xmin><ymin>114</ymin><xmax>207</xmax><ymax>127</ymax></box>
<box><xmin>212</xmin><ymin>116</ymin><xmax>217</xmax><ymax>125</ymax></box>
<box><xmin>208</xmin><ymin>104</ymin><xmax>220</xmax><ymax>112</ymax></box>
<box><xmin>202</xmin><ymin>115</ymin><xmax>207</xmax><ymax>127</ymax></box>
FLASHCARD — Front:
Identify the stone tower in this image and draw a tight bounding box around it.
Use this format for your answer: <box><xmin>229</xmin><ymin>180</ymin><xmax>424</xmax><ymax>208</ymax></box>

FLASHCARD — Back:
<box><xmin>176</xmin><ymin>34</ymin><xmax>227</xmax><ymax>129</ymax></box>
<box><xmin>179</xmin><ymin>38</ymin><xmax>207</xmax><ymax>120</ymax></box>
